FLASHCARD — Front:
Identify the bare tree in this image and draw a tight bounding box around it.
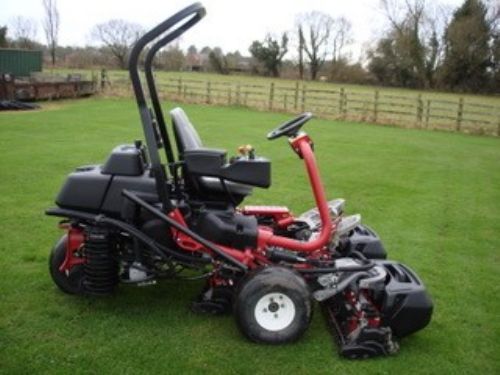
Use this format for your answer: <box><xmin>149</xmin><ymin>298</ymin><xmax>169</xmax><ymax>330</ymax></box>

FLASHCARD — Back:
<box><xmin>42</xmin><ymin>0</ymin><xmax>60</xmax><ymax>65</ymax></box>
<box><xmin>10</xmin><ymin>16</ymin><xmax>38</xmax><ymax>49</ymax></box>
<box><xmin>297</xmin><ymin>12</ymin><xmax>334</xmax><ymax>80</ymax></box>
<box><xmin>91</xmin><ymin>19</ymin><xmax>144</xmax><ymax>69</ymax></box>
<box><xmin>297</xmin><ymin>26</ymin><xmax>305</xmax><ymax>79</ymax></box>
<box><xmin>331</xmin><ymin>17</ymin><xmax>353</xmax><ymax>63</ymax></box>
<box><xmin>486</xmin><ymin>0</ymin><xmax>500</xmax><ymax>30</ymax></box>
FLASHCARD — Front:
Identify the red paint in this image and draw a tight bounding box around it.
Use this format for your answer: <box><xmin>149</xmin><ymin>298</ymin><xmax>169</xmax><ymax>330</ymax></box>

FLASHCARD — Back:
<box><xmin>163</xmin><ymin>132</ymin><xmax>335</xmax><ymax>268</ymax></box>
<box><xmin>167</xmin><ymin>209</ymin><xmax>256</xmax><ymax>265</ymax></box>
<box><xmin>242</xmin><ymin>205</ymin><xmax>294</xmax><ymax>228</ymax></box>
<box><xmin>59</xmin><ymin>227</ymin><xmax>85</xmax><ymax>272</ymax></box>
<box><xmin>168</xmin><ymin>209</ymin><xmax>204</xmax><ymax>252</ymax></box>
<box><xmin>257</xmin><ymin>135</ymin><xmax>334</xmax><ymax>252</ymax></box>
<box><xmin>242</xmin><ymin>206</ymin><xmax>290</xmax><ymax>216</ymax></box>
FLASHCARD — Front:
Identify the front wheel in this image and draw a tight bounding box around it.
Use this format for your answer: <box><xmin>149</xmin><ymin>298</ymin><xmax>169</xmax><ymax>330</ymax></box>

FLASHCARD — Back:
<box><xmin>234</xmin><ymin>266</ymin><xmax>312</xmax><ymax>344</ymax></box>
<box><xmin>49</xmin><ymin>235</ymin><xmax>85</xmax><ymax>295</ymax></box>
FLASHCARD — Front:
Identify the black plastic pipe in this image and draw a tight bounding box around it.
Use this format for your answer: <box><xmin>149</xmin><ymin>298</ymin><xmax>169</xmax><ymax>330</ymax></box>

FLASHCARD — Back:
<box><xmin>45</xmin><ymin>207</ymin><xmax>210</xmax><ymax>267</ymax></box>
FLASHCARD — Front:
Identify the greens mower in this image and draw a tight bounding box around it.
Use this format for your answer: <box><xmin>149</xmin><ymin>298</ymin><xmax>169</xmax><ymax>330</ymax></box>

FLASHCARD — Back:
<box><xmin>46</xmin><ymin>3</ymin><xmax>433</xmax><ymax>359</ymax></box>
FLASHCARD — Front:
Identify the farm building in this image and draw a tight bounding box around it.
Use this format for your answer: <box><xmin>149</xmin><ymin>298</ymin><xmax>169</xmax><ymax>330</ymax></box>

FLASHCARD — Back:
<box><xmin>0</xmin><ymin>48</ymin><xmax>43</xmax><ymax>77</ymax></box>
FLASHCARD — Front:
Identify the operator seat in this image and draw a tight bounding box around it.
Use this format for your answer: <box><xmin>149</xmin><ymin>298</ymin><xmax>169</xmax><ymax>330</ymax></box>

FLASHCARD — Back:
<box><xmin>170</xmin><ymin>107</ymin><xmax>253</xmax><ymax>199</ymax></box>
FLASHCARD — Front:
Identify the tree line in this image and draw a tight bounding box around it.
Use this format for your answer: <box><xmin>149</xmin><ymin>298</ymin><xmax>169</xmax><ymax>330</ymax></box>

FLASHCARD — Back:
<box><xmin>1</xmin><ymin>0</ymin><xmax>499</xmax><ymax>93</ymax></box>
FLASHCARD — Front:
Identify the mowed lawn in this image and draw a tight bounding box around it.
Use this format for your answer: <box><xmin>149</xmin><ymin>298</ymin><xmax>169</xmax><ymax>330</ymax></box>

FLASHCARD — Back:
<box><xmin>0</xmin><ymin>98</ymin><xmax>499</xmax><ymax>374</ymax></box>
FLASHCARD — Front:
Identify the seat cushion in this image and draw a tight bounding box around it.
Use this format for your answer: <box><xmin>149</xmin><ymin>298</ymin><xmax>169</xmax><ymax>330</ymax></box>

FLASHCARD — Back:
<box><xmin>171</xmin><ymin>107</ymin><xmax>202</xmax><ymax>152</ymax></box>
<box><xmin>170</xmin><ymin>107</ymin><xmax>253</xmax><ymax>199</ymax></box>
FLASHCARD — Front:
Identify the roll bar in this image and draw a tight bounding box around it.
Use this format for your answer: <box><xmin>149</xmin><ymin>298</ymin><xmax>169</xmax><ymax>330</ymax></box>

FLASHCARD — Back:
<box><xmin>128</xmin><ymin>2</ymin><xmax>206</xmax><ymax>210</ymax></box>
<box><xmin>144</xmin><ymin>10</ymin><xmax>205</xmax><ymax>173</ymax></box>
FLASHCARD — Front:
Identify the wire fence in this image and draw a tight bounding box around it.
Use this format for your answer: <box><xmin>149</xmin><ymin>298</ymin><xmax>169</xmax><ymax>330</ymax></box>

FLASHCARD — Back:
<box><xmin>109</xmin><ymin>77</ymin><xmax>500</xmax><ymax>136</ymax></box>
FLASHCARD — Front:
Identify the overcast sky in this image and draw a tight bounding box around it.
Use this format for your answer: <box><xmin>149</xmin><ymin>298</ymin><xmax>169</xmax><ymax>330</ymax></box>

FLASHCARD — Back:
<box><xmin>1</xmin><ymin>0</ymin><xmax>466</xmax><ymax>60</ymax></box>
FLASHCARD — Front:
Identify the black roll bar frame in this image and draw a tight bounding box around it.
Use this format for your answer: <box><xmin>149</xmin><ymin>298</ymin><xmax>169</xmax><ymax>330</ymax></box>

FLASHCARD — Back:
<box><xmin>128</xmin><ymin>3</ymin><xmax>206</xmax><ymax>211</ymax></box>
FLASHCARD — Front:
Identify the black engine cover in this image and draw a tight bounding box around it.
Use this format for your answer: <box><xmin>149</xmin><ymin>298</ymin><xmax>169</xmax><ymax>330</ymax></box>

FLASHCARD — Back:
<box><xmin>191</xmin><ymin>209</ymin><xmax>258</xmax><ymax>250</ymax></box>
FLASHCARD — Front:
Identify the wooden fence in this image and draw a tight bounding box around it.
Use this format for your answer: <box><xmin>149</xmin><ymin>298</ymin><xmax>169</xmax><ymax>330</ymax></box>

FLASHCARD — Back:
<box><xmin>111</xmin><ymin>77</ymin><xmax>500</xmax><ymax>136</ymax></box>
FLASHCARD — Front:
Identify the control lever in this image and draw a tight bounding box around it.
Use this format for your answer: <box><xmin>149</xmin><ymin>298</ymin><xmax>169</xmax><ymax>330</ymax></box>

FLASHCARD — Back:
<box><xmin>237</xmin><ymin>144</ymin><xmax>255</xmax><ymax>159</ymax></box>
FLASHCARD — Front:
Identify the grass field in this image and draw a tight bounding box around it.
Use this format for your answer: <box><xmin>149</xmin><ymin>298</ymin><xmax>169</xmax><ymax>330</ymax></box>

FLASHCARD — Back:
<box><xmin>54</xmin><ymin>68</ymin><xmax>500</xmax><ymax>106</ymax></box>
<box><xmin>1</xmin><ymin>98</ymin><xmax>499</xmax><ymax>374</ymax></box>
<box><xmin>51</xmin><ymin>68</ymin><xmax>500</xmax><ymax>135</ymax></box>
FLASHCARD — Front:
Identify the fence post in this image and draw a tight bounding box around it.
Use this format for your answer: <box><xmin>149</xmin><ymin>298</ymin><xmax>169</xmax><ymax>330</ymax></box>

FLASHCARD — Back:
<box><xmin>227</xmin><ymin>87</ymin><xmax>232</xmax><ymax>105</ymax></box>
<box><xmin>497</xmin><ymin>117</ymin><xmax>500</xmax><ymax>137</ymax></box>
<box><xmin>284</xmin><ymin>93</ymin><xmax>288</xmax><ymax>111</ymax></box>
<box><xmin>301</xmin><ymin>84</ymin><xmax>307</xmax><ymax>112</ymax></box>
<box><xmin>269</xmin><ymin>82</ymin><xmax>275</xmax><ymax>110</ymax></box>
<box><xmin>339</xmin><ymin>87</ymin><xmax>345</xmax><ymax>117</ymax></box>
<box><xmin>456</xmin><ymin>97</ymin><xmax>464</xmax><ymax>132</ymax></box>
<box><xmin>425</xmin><ymin>100</ymin><xmax>431</xmax><ymax>128</ymax></box>
<box><xmin>244</xmin><ymin>91</ymin><xmax>248</xmax><ymax>106</ymax></box>
<box><xmin>206</xmin><ymin>81</ymin><xmax>211</xmax><ymax>104</ymax></box>
<box><xmin>177</xmin><ymin>78</ymin><xmax>182</xmax><ymax>97</ymax></box>
<box><xmin>294</xmin><ymin>81</ymin><xmax>299</xmax><ymax>110</ymax></box>
<box><xmin>373</xmin><ymin>90</ymin><xmax>379</xmax><ymax>123</ymax></box>
<box><xmin>342</xmin><ymin>89</ymin><xmax>347</xmax><ymax>120</ymax></box>
<box><xmin>236</xmin><ymin>83</ymin><xmax>241</xmax><ymax>105</ymax></box>
<box><xmin>416</xmin><ymin>94</ymin><xmax>423</xmax><ymax>127</ymax></box>
<box><xmin>183</xmin><ymin>84</ymin><xmax>187</xmax><ymax>100</ymax></box>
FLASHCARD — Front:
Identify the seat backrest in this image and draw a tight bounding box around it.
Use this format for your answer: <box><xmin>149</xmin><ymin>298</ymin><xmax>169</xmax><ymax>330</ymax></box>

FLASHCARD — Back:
<box><xmin>170</xmin><ymin>107</ymin><xmax>203</xmax><ymax>154</ymax></box>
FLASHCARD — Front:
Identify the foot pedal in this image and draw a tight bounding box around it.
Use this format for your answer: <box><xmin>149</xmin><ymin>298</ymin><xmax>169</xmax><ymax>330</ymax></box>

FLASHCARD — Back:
<box><xmin>191</xmin><ymin>286</ymin><xmax>233</xmax><ymax>315</ymax></box>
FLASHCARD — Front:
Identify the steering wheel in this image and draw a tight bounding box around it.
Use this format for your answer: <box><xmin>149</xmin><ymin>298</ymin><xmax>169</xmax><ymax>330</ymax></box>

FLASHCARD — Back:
<box><xmin>267</xmin><ymin>112</ymin><xmax>313</xmax><ymax>140</ymax></box>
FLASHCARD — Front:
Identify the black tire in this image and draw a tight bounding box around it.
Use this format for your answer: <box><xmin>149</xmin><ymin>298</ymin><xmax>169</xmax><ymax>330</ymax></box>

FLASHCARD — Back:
<box><xmin>49</xmin><ymin>235</ymin><xmax>85</xmax><ymax>295</ymax></box>
<box><xmin>234</xmin><ymin>266</ymin><xmax>312</xmax><ymax>344</ymax></box>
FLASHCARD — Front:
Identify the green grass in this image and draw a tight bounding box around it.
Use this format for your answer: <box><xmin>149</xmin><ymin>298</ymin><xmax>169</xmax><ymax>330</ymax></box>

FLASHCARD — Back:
<box><xmin>1</xmin><ymin>98</ymin><xmax>499</xmax><ymax>374</ymax></box>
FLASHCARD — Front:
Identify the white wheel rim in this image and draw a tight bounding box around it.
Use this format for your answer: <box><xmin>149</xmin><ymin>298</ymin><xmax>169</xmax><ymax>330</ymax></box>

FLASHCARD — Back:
<box><xmin>254</xmin><ymin>292</ymin><xmax>296</xmax><ymax>331</ymax></box>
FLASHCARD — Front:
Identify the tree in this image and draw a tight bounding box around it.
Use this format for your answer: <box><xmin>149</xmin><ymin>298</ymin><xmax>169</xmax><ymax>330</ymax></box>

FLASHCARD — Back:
<box><xmin>492</xmin><ymin>31</ymin><xmax>500</xmax><ymax>91</ymax></box>
<box><xmin>331</xmin><ymin>17</ymin><xmax>353</xmax><ymax>63</ymax></box>
<box><xmin>440</xmin><ymin>0</ymin><xmax>492</xmax><ymax>91</ymax></box>
<box><xmin>225</xmin><ymin>50</ymin><xmax>243</xmax><ymax>71</ymax></box>
<box><xmin>249</xmin><ymin>33</ymin><xmax>288</xmax><ymax>77</ymax></box>
<box><xmin>329</xmin><ymin>58</ymin><xmax>373</xmax><ymax>84</ymax></box>
<box><xmin>298</xmin><ymin>26</ymin><xmax>305</xmax><ymax>79</ymax></box>
<box><xmin>0</xmin><ymin>26</ymin><xmax>8</xmax><ymax>48</ymax></box>
<box><xmin>157</xmin><ymin>45</ymin><xmax>185</xmax><ymax>71</ymax></box>
<box><xmin>42</xmin><ymin>0</ymin><xmax>60</xmax><ymax>66</ymax></box>
<box><xmin>208</xmin><ymin>48</ymin><xmax>228</xmax><ymax>74</ymax></box>
<box><xmin>297</xmin><ymin>12</ymin><xmax>334</xmax><ymax>80</ymax></box>
<box><xmin>491</xmin><ymin>1</ymin><xmax>500</xmax><ymax>91</ymax></box>
<box><xmin>200</xmin><ymin>46</ymin><xmax>211</xmax><ymax>54</ymax></box>
<box><xmin>9</xmin><ymin>16</ymin><xmax>38</xmax><ymax>49</ymax></box>
<box><xmin>91</xmin><ymin>19</ymin><xmax>144</xmax><ymax>69</ymax></box>
<box><xmin>368</xmin><ymin>0</ymin><xmax>449</xmax><ymax>88</ymax></box>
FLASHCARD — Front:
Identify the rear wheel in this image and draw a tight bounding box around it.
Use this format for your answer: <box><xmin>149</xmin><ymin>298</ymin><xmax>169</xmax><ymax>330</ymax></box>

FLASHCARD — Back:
<box><xmin>49</xmin><ymin>235</ymin><xmax>85</xmax><ymax>295</ymax></box>
<box><xmin>234</xmin><ymin>266</ymin><xmax>312</xmax><ymax>344</ymax></box>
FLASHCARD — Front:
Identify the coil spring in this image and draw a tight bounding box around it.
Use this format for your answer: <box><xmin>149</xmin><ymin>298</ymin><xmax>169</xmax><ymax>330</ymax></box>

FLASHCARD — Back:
<box><xmin>83</xmin><ymin>228</ymin><xmax>119</xmax><ymax>296</ymax></box>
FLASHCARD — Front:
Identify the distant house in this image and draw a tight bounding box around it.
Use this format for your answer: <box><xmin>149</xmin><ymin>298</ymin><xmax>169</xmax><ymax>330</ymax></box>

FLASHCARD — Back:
<box><xmin>184</xmin><ymin>52</ymin><xmax>210</xmax><ymax>71</ymax></box>
<box><xmin>229</xmin><ymin>56</ymin><xmax>252</xmax><ymax>73</ymax></box>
